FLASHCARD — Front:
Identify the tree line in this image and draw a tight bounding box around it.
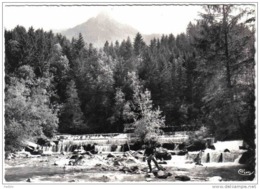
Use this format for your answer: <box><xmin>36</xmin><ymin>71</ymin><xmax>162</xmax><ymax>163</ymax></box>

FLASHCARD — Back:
<box><xmin>4</xmin><ymin>5</ymin><xmax>255</xmax><ymax>152</ymax></box>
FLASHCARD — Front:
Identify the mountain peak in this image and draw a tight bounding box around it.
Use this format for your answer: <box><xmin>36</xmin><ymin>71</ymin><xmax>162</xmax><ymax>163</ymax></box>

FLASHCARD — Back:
<box><xmin>95</xmin><ymin>11</ymin><xmax>111</xmax><ymax>20</ymax></box>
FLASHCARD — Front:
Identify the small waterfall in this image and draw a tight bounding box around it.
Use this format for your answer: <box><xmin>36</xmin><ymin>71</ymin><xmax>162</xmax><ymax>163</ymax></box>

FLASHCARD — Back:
<box><xmin>42</xmin><ymin>146</ymin><xmax>52</xmax><ymax>152</ymax></box>
<box><xmin>174</xmin><ymin>144</ymin><xmax>179</xmax><ymax>151</ymax></box>
<box><xmin>234</xmin><ymin>154</ymin><xmax>243</xmax><ymax>163</ymax></box>
<box><xmin>56</xmin><ymin>142</ymin><xmax>63</xmax><ymax>153</ymax></box>
<box><xmin>202</xmin><ymin>151</ymin><xmax>223</xmax><ymax>163</ymax></box>
<box><xmin>115</xmin><ymin>145</ymin><xmax>122</xmax><ymax>152</ymax></box>
<box><xmin>197</xmin><ymin>149</ymin><xmax>244</xmax><ymax>164</ymax></box>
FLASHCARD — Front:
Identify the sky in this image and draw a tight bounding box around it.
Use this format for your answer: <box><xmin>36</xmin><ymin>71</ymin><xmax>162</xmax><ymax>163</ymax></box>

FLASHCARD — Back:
<box><xmin>3</xmin><ymin>3</ymin><xmax>203</xmax><ymax>35</ymax></box>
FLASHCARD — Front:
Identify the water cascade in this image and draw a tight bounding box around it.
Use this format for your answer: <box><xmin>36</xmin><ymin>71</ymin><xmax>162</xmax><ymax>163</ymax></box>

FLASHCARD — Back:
<box><xmin>40</xmin><ymin>134</ymin><xmax>130</xmax><ymax>153</ymax></box>
<box><xmin>39</xmin><ymin>134</ymin><xmax>246</xmax><ymax>165</ymax></box>
<box><xmin>184</xmin><ymin>140</ymin><xmax>246</xmax><ymax>164</ymax></box>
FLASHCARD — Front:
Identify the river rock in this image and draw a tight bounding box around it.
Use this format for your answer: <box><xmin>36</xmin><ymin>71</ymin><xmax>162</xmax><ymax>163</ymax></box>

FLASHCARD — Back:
<box><xmin>224</xmin><ymin>149</ymin><xmax>230</xmax><ymax>152</ymax></box>
<box><xmin>155</xmin><ymin>148</ymin><xmax>172</xmax><ymax>160</ymax></box>
<box><xmin>162</xmin><ymin>143</ymin><xmax>176</xmax><ymax>150</ymax></box>
<box><xmin>155</xmin><ymin>170</ymin><xmax>170</xmax><ymax>179</ymax></box>
<box><xmin>175</xmin><ymin>175</ymin><xmax>191</xmax><ymax>181</ymax></box>
<box><xmin>107</xmin><ymin>153</ymin><xmax>115</xmax><ymax>158</ymax></box>
<box><xmin>23</xmin><ymin>141</ymin><xmax>38</xmax><ymax>149</ymax></box>
<box><xmin>158</xmin><ymin>161</ymin><xmax>167</xmax><ymax>164</ymax></box>
<box><xmin>37</xmin><ymin>138</ymin><xmax>49</xmax><ymax>146</ymax></box>
<box><xmin>177</xmin><ymin>150</ymin><xmax>188</xmax><ymax>156</ymax></box>
<box><xmin>208</xmin><ymin>145</ymin><xmax>216</xmax><ymax>150</ymax></box>
<box><xmin>70</xmin><ymin>154</ymin><xmax>80</xmax><ymax>159</ymax></box>
<box><xmin>113</xmin><ymin>160</ymin><xmax>122</xmax><ymax>166</ymax></box>
<box><xmin>5</xmin><ymin>153</ymin><xmax>16</xmax><ymax>160</ymax></box>
<box><xmin>130</xmin><ymin>165</ymin><xmax>140</xmax><ymax>173</ymax></box>
<box><xmin>16</xmin><ymin>149</ymin><xmax>31</xmax><ymax>157</ymax></box>
<box><xmin>24</xmin><ymin>146</ymin><xmax>34</xmax><ymax>153</ymax></box>
<box><xmin>131</xmin><ymin>150</ymin><xmax>144</xmax><ymax>160</ymax></box>
<box><xmin>120</xmin><ymin>166</ymin><xmax>130</xmax><ymax>173</ymax></box>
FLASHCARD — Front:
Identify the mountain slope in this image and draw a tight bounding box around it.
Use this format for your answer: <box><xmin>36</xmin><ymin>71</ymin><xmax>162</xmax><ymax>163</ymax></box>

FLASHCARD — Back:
<box><xmin>61</xmin><ymin>13</ymin><xmax>139</xmax><ymax>47</ymax></box>
<box><xmin>61</xmin><ymin>13</ymin><xmax>162</xmax><ymax>48</ymax></box>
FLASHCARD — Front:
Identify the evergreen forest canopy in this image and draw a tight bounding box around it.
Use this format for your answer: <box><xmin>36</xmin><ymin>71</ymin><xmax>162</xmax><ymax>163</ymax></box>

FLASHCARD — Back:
<box><xmin>4</xmin><ymin>5</ymin><xmax>255</xmax><ymax>152</ymax></box>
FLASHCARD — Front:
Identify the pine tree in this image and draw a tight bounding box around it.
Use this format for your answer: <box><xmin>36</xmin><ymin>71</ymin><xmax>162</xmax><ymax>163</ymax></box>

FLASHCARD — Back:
<box><xmin>119</xmin><ymin>37</ymin><xmax>133</xmax><ymax>61</ymax></box>
<box><xmin>134</xmin><ymin>32</ymin><xmax>146</xmax><ymax>56</ymax></box>
<box><xmin>195</xmin><ymin>5</ymin><xmax>255</xmax><ymax>142</ymax></box>
<box><xmin>76</xmin><ymin>33</ymin><xmax>85</xmax><ymax>52</ymax></box>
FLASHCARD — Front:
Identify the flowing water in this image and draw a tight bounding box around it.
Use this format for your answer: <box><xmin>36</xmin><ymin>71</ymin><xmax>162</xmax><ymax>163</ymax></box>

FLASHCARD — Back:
<box><xmin>5</xmin><ymin>159</ymin><xmax>253</xmax><ymax>182</ymax></box>
<box><xmin>4</xmin><ymin>136</ymin><xmax>255</xmax><ymax>183</ymax></box>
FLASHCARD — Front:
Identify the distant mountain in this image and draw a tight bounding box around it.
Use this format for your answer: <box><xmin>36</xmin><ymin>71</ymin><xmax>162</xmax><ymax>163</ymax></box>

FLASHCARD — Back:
<box><xmin>60</xmin><ymin>12</ymin><xmax>161</xmax><ymax>48</ymax></box>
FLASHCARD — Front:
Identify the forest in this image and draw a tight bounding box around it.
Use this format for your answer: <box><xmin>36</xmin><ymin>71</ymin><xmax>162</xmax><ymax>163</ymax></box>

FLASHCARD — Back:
<box><xmin>4</xmin><ymin>5</ymin><xmax>255</xmax><ymax>153</ymax></box>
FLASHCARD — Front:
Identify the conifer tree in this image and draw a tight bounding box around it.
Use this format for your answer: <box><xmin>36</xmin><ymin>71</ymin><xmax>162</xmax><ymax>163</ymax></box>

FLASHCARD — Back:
<box><xmin>134</xmin><ymin>32</ymin><xmax>146</xmax><ymax>56</ymax></box>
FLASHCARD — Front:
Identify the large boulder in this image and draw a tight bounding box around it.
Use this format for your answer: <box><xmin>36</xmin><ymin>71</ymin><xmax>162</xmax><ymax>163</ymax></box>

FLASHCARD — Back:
<box><xmin>162</xmin><ymin>143</ymin><xmax>176</xmax><ymax>150</ymax></box>
<box><xmin>23</xmin><ymin>141</ymin><xmax>42</xmax><ymax>155</ymax></box>
<box><xmin>37</xmin><ymin>138</ymin><xmax>49</xmax><ymax>146</ymax></box>
<box><xmin>153</xmin><ymin>170</ymin><xmax>172</xmax><ymax>179</ymax></box>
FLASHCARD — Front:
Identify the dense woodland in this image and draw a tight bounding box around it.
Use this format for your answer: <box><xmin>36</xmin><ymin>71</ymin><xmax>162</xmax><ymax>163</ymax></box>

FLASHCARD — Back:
<box><xmin>5</xmin><ymin>5</ymin><xmax>255</xmax><ymax>152</ymax></box>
